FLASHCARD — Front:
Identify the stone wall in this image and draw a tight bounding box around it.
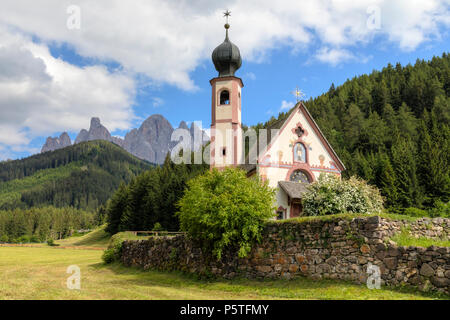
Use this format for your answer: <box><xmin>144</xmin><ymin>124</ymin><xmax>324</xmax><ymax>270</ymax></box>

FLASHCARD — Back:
<box><xmin>121</xmin><ymin>216</ymin><xmax>450</xmax><ymax>295</ymax></box>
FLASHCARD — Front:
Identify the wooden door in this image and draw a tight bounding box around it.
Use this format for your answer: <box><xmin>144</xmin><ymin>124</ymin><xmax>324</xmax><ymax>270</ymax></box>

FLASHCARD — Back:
<box><xmin>290</xmin><ymin>203</ymin><xmax>302</xmax><ymax>218</ymax></box>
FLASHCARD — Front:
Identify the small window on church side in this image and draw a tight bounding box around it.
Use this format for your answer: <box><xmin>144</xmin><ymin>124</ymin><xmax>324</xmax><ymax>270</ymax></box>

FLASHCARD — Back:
<box><xmin>222</xmin><ymin>147</ymin><xmax>226</xmax><ymax>156</ymax></box>
<box><xmin>220</xmin><ymin>90</ymin><xmax>230</xmax><ymax>105</ymax></box>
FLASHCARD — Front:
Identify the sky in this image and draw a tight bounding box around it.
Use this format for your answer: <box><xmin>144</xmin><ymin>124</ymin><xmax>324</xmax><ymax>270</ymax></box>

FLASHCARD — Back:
<box><xmin>0</xmin><ymin>0</ymin><xmax>449</xmax><ymax>161</ymax></box>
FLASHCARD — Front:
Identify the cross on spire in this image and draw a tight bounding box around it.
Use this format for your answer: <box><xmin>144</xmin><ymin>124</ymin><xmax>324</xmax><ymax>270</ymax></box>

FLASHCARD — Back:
<box><xmin>292</xmin><ymin>87</ymin><xmax>306</xmax><ymax>102</ymax></box>
<box><xmin>224</xmin><ymin>10</ymin><xmax>231</xmax><ymax>24</ymax></box>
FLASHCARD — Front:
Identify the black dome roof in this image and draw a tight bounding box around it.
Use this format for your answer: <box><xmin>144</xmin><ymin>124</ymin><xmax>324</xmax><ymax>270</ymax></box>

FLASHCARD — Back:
<box><xmin>212</xmin><ymin>26</ymin><xmax>242</xmax><ymax>77</ymax></box>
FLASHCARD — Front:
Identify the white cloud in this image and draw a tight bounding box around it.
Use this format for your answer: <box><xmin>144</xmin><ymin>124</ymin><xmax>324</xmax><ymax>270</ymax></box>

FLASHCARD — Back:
<box><xmin>314</xmin><ymin>46</ymin><xmax>375</xmax><ymax>66</ymax></box>
<box><xmin>314</xmin><ymin>47</ymin><xmax>356</xmax><ymax>66</ymax></box>
<box><xmin>280</xmin><ymin>100</ymin><xmax>295</xmax><ymax>111</ymax></box>
<box><xmin>0</xmin><ymin>25</ymin><xmax>136</xmax><ymax>150</ymax></box>
<box><xmin>0</xmin><ymin>0</ymin><xmax>447</xmax><ymax>90</ymax></box>
<box><xmin>152</xmin><ymin>97</ymin><xmax>164</xmax><ymax>107</ymax></box>
<box><xmin>380</xmin><ymin>0</ymin><xmax>450</xmax><ymax>51</ymax></box>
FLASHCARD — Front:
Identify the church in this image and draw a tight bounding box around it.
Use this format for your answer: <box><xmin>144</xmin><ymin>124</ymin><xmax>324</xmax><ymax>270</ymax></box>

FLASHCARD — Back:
<box><xmin>209</xmin><ymin>17</ymin><xmax>345</xmax><ymax>219</ymax></box>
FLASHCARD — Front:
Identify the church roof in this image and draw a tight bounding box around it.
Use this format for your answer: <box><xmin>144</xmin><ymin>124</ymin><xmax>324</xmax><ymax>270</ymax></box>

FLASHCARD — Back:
<box><xmin>278</xmin><ymin>181</ymin><xmax>309</xmax><ymax>199</ymax></box>
<box><xmin>241</xmin><ymin>102</ymin><xmax>345</xmax><ymax>173</ymax></box>
<box><xmin>264</xmin><ymin>102</ymin><xmax>346</xmax><ymax>172</ymax></box>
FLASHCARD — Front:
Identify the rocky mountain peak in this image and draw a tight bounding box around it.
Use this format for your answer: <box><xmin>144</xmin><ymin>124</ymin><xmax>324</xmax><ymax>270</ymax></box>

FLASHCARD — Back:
<box><xmin>90</xmin><ymin>117</ymin><xmax>102</xmax><ymax>128</ymax></box>
<box><xmin>178</xmin><ymin>121</ymin><xmax>189</xmax><ymax>130</ymax></box>
<box><xmin>41</xmin><ymin>132</ymin><xmax>72</xmax><ymax>153</ymax></box>
<box><xmin>41</xmin><ymin>115</ymin><xmax>209</xmax><ymax>164</ymax></box>
<box><xmin>75</xmin><ymin>117</ymin><xmax>112</xmax><ymax>144</ymax></box>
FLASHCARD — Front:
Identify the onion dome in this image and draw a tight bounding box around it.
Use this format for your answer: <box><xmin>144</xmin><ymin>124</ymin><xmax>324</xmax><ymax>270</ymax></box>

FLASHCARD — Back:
<box><xmin>212</xmin><ymin>23</ymin><xmax>242</xmax><ymax>77</ymax></box>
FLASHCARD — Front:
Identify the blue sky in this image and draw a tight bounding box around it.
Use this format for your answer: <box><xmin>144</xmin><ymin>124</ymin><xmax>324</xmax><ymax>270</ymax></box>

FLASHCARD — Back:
<box><xmin>0</xmin><ymin>0</ymin><xmax>449</xmax><ymax>160</ymax></box>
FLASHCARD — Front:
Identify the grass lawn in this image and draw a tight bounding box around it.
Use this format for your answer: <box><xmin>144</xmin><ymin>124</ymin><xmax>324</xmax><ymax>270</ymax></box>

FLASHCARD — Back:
<box><xmin>390</xmin><ymin>229</ymin><xmax>450</xmax><ymax>247</ymax></box>
<box><xmin>55</xmin><ymin>225</ymin><xmax>111</xmax><ymax>249</ymax></box>
<box><xmin>0</xmin><ymin>246</ymin><xmax>447</xmax><ymax>300</ymax></box>
<box><xmin>55</xmin><ymin>225</ymin><xmax>152</xmax><ymax>249</ymax></box>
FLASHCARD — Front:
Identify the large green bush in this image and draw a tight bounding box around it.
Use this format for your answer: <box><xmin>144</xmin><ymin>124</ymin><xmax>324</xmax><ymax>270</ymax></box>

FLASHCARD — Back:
<box><xmin>177</xmin><ymin>168</ymin><xmax>275</xmax><ymax>260</ymax></box>
<box><xmin>102</xmin><ymin>233</ymin><xmax>125</xmax><ymax>264</ymax></box>
<box><xmin>302</xmin><ymin>174</ymin><xmax>384</xmax><ymax>216</ymax></box>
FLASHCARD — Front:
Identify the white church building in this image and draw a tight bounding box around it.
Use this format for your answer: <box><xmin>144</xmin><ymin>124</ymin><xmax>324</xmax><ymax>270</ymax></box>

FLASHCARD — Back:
<box><xmin>209</xmin><ymin>19</ymin><xmax>345</xmax><ymax>219</ymax></box>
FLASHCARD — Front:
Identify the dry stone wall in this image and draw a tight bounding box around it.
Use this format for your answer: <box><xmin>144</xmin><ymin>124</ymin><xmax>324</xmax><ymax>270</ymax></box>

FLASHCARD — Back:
<box><xmin>121</xmin><ymin>216</ymin><xmax>449</xmax><ymax>295</ymax></box>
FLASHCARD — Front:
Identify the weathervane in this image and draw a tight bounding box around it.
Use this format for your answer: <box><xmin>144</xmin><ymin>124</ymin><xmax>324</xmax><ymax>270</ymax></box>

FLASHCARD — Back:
<box><xmin>292</xmin><ymin>87</ymin><xmax>306</xmax><ymax>102</ymax></box>
<box><xmin>224</xmin><ymin>10</ymin><xmax>231</xmax><ymax>24</ymax></box>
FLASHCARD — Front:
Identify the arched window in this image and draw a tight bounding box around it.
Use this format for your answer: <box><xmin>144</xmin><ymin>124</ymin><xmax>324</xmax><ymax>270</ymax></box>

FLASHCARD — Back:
<box><xmin>290</xmin><ymin>170</ymin><xmax>311</xmax><ymax>184</ymax></box>
<box><xmin>294</xmin><ymin>143</ymin><xmax>306</xmax><ymax>162</ymax></box>
<box><xmin>220</xmin><ymin>90</ymin><xmax>230</xmax><ymax>105</ymax></box>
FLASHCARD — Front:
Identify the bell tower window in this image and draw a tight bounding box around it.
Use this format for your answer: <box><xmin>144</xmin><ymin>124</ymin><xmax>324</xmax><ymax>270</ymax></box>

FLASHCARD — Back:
<box><xmin>220</xmin><ymin>90</ymin><xmax>230</xmax><ymax>105</ymax></box>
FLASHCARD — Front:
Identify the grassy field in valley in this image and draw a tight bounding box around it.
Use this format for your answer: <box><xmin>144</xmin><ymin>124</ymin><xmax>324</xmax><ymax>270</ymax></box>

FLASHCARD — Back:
<box><xmin>0</xmin><ymin>244</ymin><xmax>448</xmax><ymax>300</ymax></box>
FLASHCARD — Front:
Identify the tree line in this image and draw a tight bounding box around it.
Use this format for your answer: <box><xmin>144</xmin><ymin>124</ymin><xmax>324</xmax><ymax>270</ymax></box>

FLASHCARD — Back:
<box><xmin>106</xmin><ymin>155</ymin><xmax>208</xmax><ymax>234</ymax></box>
<box><xmin>0</xmin><ymin>206</ymin><xmax>98</xmax><ymax>243</ymax></box>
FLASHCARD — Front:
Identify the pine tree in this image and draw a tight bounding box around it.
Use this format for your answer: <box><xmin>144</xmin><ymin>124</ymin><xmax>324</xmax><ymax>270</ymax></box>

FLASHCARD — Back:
<box><xmin>106</xmin><ymin>183</ymin><xmax>129</xmax><ymax>234</ymax></box>
<box><xmin>375</xmin><ymin>153</ymin><xmax>397</xmax><ymax>208</ymax></box>
<box><xmin>417</xmin><ymin>120</ymin><xmax>450</xmax><ymax>206</ymax></box>
<box><xmin>391</xmin><ymin>137</ymin><xmax>421</xmax><ymax>208</ymax></box>
<box><xmin>342</xmin><ymin>103</ymin><xmax>364</xmax><ymax>151</ymax></box>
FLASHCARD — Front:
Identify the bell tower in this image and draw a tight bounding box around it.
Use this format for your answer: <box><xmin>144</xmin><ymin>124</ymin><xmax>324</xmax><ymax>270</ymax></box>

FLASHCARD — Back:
<box><xmin>210</xmin><ymin>11</ymin><xmax>243</xmax><ymax>169</ymax></box>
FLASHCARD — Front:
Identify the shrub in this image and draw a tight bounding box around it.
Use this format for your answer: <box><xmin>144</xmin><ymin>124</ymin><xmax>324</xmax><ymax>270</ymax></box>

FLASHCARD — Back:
<box><xmin>0</xmin><ymin>235</ymin><xmax>8</xmax><ymax>243</ymax></box>
<box><xmin>16</xmin><ymin>235</ymin><xmax>31</xmax><ymax>243</ymax></box>
<box><xmin>302</xmin><ymin>174</ymin><xmax>384</xmax><ymax>216</ymax></box>
<box><xmin>102</xmin><ymin>233</ymin><xmax>124</xmax><ymax>264</ymax></box>
<box><xmin>396</xmin><ymin>202</ymin><xmax>449</xmax><ymax>218</ymax></box>
<box><xmin>403</xmin><ymin>207</ymin><xmax>429</xmax><ymax>217</ymax></box>
<box><xmin>47</xmin><ymin>238</ymin><xmax>59</xmax><ymax>246</ymax></box>
<box><xmin>428</xmin><ymin>201</ymin><xmax>450</xmax><ymax>218</ymax></box>
<box><xmin>177</xmin><ymin>168</ymin><xmax>275</xmax><ymax>260</ymax></box>
<box><xmin>152</xmin><ymin>222</ymin><xmax>164</xmax><ymax>232</ymax></box>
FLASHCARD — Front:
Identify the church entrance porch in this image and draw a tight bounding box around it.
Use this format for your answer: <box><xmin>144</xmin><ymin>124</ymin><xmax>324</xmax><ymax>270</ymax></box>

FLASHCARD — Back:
<box><xmin>278</xmin><ymin>181</ymin><xmax>308</xmax><ymax>219</ymax></box>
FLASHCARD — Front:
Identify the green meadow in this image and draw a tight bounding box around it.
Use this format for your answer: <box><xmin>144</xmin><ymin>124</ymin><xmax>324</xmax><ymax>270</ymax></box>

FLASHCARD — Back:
<box><xmin>0</xmin><ymin>236</ymin><xmax>447</xmax><ymax>300</ymax></box>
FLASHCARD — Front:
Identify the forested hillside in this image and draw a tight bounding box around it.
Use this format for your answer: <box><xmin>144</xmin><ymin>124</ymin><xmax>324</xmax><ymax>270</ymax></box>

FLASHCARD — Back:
<box><xmin>257</xmin><ymin>53</ymin><xmax>449</xmax><ymax>212</ymax></box>
<box><xmin>0</xmin><ymin>141</ymin><xmax>153</xmax><ymax>210</ymax></box>
<box><xmin>106</xmin><ymin>155</ymin><xmax>208</xmax><ymax>233</ymax></box>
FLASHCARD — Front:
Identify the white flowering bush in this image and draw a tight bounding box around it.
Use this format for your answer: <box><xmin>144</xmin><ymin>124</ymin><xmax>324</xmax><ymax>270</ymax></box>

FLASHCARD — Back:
<box><xmin>302</xmin><ymin>174</ymin><xmax>383</xmax><ymax>216</ymax></box>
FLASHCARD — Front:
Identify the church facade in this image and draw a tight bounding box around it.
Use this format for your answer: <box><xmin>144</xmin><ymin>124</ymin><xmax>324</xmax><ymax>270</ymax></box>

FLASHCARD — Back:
<box><xmin>209</xmin><ymin>21</ymin><xmax>345</xmax><ymax>219</ymax></box>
